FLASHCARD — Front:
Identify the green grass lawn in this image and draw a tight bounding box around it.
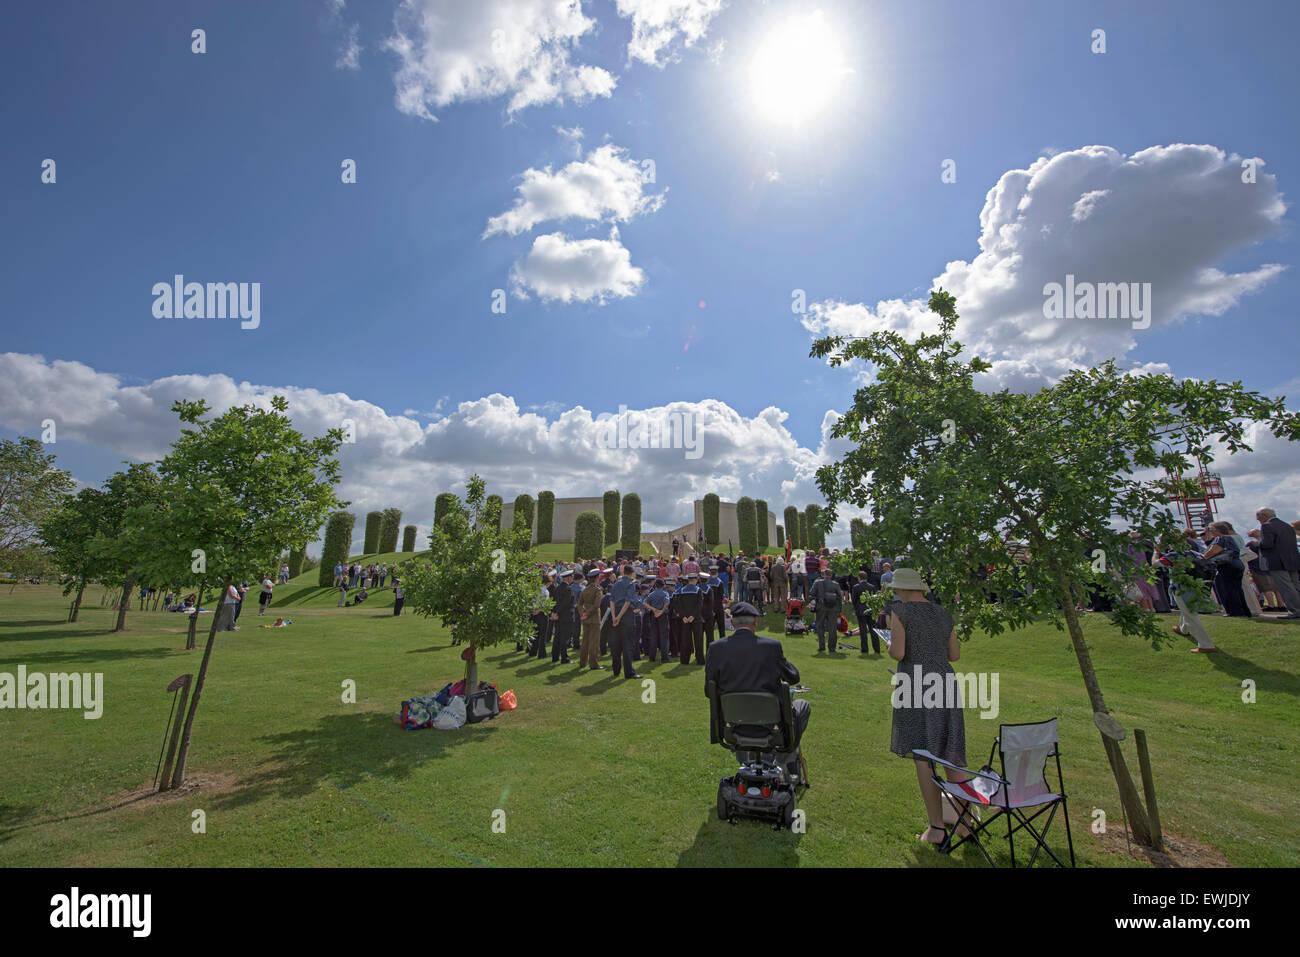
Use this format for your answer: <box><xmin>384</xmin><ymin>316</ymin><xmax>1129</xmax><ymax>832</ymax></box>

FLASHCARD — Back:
<box><xmin>2</xmin><ymin>583</ymin><xmax>1297</xmax><ymax>867</ymax></box>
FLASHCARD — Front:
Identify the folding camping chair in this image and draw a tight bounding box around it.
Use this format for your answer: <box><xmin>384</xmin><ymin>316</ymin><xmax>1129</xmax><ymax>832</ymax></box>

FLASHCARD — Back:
<box><xmin>913</xmin><ymin>717</ymin><xmax>1075</xmax><ymax>867</ymax></box>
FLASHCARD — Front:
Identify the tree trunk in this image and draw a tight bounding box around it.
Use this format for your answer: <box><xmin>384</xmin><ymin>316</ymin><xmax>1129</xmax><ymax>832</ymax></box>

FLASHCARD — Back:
<box><xmin>70</xmin><ymin>579</ymin><xmax>86</xmax><ymax>622</ymax></box>
<box><xmin>1058</xmin><ymin>583</ymin><xmax>1153</xmax><ymax>846</ymax></box>
<box><xmin>465</xmin><ymin>655</ymin><xmax>478</xmax><ymax>693</ymax></box>
<box><xmin>172</xmin><ymin>582</ymin><xmax>230</xmax><ymax>788</ymax></box>
<box><xmin>114</xmin><ymin>577</ymin><xmax>134</xmax><ymax>632</ymax></box>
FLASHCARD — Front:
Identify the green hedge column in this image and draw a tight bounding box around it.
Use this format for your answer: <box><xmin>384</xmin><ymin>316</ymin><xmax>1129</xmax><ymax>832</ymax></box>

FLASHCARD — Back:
<box><xmin>805</xmin><ymin>504</ymin><xmax>823</xmax><ymax>551</ymax></box>
<box><xmin>318</xmin><ymin>511</ymin><xmax>356</xmax><ymax>586</ymax></box>
<box><xmin>603</xmin><ymin>490</ymin><xmax>620</xmax><ymax>545</ymax></box>
<box><xmin>796</xmin><ymin>512</ymin><xmax>806</xmax><ymax>550</ymax></box>
<box><xmin>703</xmin><ymin>493</ymin><xmax>720</xmax><ymax>545</ymax></box>
<box><xmin>784</xmin><ymin>506</ymin><xmax>800</xmax><ymax>549</ymax></box>
<box><xmin>379</xmin><ymin>507</ymin><xmax>402</xmax><ymax>553</ymax></box>
<box><xmin>363</xmin><ymin>511</ymin><xmax>382</xmax><ymax>554</ymax></box>
<box><xmin>755</xmin><ymin>499</ymin><xmax>769</xmax><ymax>551</ymax></box>
<box><xmin>513</xmin><ymin>494</ymin><xmax>535</xmax><ymax>539</ymax></box>
<box><xmin>573</xmin><ymin>511</ymin><xmax>604</xmax><ymax>562</ymax></box>
<box><xmin>288</xmin><ymin>548</ymin><xmax>305</xmax><ymax>579</ymax></box>
<box><xmin>736</xmin><ymin>496</ymin><xmax>758</xmax><ymax>556</ymax></box>
<box><xmin>536</xmin><ymin>491</ymin><xmax>555</xmax><ymax>544</ymax></box>
<box><xmin>434</xmin><ymin>493</ymin><xmax>458</xmax><ymax>532</ymax></box>
<box><xmin>776</xmin><ymin>525</ymin><xmax>784</xmax><ymax>548</ymax></box>
<box><xmin>850</xmin><ymin>518</ymin><xmax>867</xmax><ymax>551</ymax></box>
<box><xmin>402</xmin><ymin>524</ymin><xmax>417</xmax><ymax>552</ymax></box>
<box><xmin>620</xmin><ymin>493</ymin><xmax>641</xmax><ymax>551</ymax></box>
<box><xmin>485</xmin><ymin>494</ymin><xmax>503</xmax><ymax>530</ymax></box>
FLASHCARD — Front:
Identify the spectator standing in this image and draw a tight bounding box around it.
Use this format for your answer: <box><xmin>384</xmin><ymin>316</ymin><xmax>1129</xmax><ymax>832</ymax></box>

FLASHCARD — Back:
<box><xmin>1256</xmin><ymin>508</ymin><xmax>1300</xmax><ymax>618</ymax></box>
<box><xmin>258</xmin><ymin>575</ymin><xmax>274</xmax><ymax>616</ymax></box>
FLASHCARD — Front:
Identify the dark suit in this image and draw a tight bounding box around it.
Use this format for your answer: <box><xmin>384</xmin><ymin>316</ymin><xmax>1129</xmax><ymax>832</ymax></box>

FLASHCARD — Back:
<box><xmin>551</xmin><ymin>581</ymin><xmax>575</xmax><ymax>662</ymax></box>
<box><xmin>1259</xmin><ymin>516</ymin><xmax>1300</xmax><ymax>615</ymax></box>
<box><xmin>851</xmin><ymin>579</ymin><xmax>880</xmax><ymax>653</ymax></box>
<box><xmin>704</xmin><ymin>628</ymin><xmax>810</xmax><ymax>749</ymax></box>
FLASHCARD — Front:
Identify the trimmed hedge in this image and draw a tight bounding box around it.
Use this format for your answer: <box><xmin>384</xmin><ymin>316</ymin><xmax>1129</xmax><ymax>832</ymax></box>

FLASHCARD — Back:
<box><xmin>850</xmin><ymin>518</ymin><xmax>868</xmax><ymax>551</ymax></box>
<box><xmin>776</xmin><ymin>525</ymin><xmax>784</xmax><ymax>548</ymax></box>
<box><xmin>796</xmin><ymin>512</ymin><xmax>806</xmax><ymax>550</ymax></box>
<box><xmin>755</xmin><ymin>499</ymin><xmax>769</xmax><ymax>550</ymax></box>
<box><xmin>703</xmin><ymin>493</ymin><xmax>720</xmax><ymax>545</ymax></box>
<box><xmin>318</xmin><ymin>511</ymin><xmax>356</xmax><ymax>587</ymax></box>
<box><xmin>805</xmin><ymin>504</ymin><xmax>823</xmax><ymax>551</ymax></box>
<box><xmin>363</xmin><ymin>511</ymin><xmax>382</xmax><ymax>554</ymax></box>
<box><xmin>513</xmin><ymin>494</ymin><xmax>535</xmax><ymax>538</ymax></box>
<box><xmin>573</xmin><ymin>511</ymin><xmax>604</xmax><ymax>562</ymax></box>
<box><xmin>288</xmin><ymin>548</ymin><xmax>305</xmax><ymax>579</ymax></box>
<box><xmin>401</xmin><ymin>525</ymin><xmax>417</xmax><ymax>552</ymax></box>
<box><xmin>620</xmin><ymin>493</ymin><xmax>641</xmax><ymax>551</ymax></box>
<box><xmin>784</xmin><ymin>506</ymin><xmax>800</xmax><ymax>549</ymax></box>
<box><xmin>603</xmin><ymin>490</ymin><xmax>620</xmax><ymax>545</ymax></box>
<box><xmin>379</xmin><ymin>507</ymin><xmax>402</xmax><ymax>553</ymax></box>
<box><xmin>434</xmin><ymin>493</ymin><xmax>458</xmax><ymax>531</ymax></box>
<box><xmin>485</xmin><ymin>494</ymin><xmax>503</xmax><ymax>530</ymax></box>
<box><xmin>736</xmin><ymin>496</ymin><xmax>758</xmax><ymax>556</ymax></box>
<box><xmin>536</xmin><ymin>491</ymin><xmax>555</xmax><ymax>544</ymax></box>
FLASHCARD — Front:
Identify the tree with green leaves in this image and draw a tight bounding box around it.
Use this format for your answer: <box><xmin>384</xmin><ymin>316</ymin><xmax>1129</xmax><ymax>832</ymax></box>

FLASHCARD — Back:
<box><xmin>288</xmin><ymin>547</ymin><xmax>305</xmax><ymax>579</ymax></box>
<box><xmin>810</xmin><ymin>287</ymin><xmax>1300</xmax><ymax>848</ymax></box>
<box><xmin>849</xmin><ymin>518</ymin><xmax>870</xmax><ymax>551</ymax></box>
<box><xmin>319</xmin><ymin>512</ymin><xmax>355</xmax><ymax>587</ymax></box>
<box><xmin>485</xmin><ymin>494</ymin><xmax>503</xmax><ymax>530</ymax></box>
<box><xmin>39</xmin><ymin>486</ymin><xmax>107</xmax><ymax>621</ymax></box>
<box><xmin>736</xmin><ymin>496</ymin><xmax>758</xmax><ymax>556</ymax></box>
<box><xmin>804</xmin><ymin>504</ymin><xmax>823</xmax><ymax>551</ymax></box>
<box><xmin>91</xmin><ymin>464</ymin><xmax>164</xmax><ymax>632</ymax></box>
<box><xmin>755</xmin><ymin>499</ymin><xmax>770</xmax><ymax>550</ymax></box>
<box><xmin>703</xmin><ymin>493</ymin><xmax>721</xmax><ymax>546</ymax></box>
<box><xmin>378</xmin><ymin>507</ymin><xmax>402</xmax><ymax>553</ymax></box>
<box><xmin>512</xmin><ymin>493</ymin><xmax>535</xmax><ymax>540</ymax></box>
<box><xmin>403</xmin><ymin>475</ymin><xmax>539</xmax><ymax>690</ymax></box>
<box><xmin>402</xmin><ymin>524</ymin><xmax>417</xmax><ymax>552</ymax></box>
<box><xmin>0</xmin><ymin>437</ymin><xmax>76</xmax><ymax>557</ymax></box>
<box><xmin>136</xmin><ymin>395</ymin><xmax>345</xmax><ymax>791</ymax></box>
<box><xmin>573</xmin><ymin>510</ymin><xmax>604</xmax><ymax>562</ymax></box>
<box><xmin>434</xmin><ymin>492</ymin><xmax>459</xmax><ymax>531</ymax></box>
<box><xmin>603</xmin><ymin>490</ymin><xmax>620</xmax><ymax>545</ymax></box>
<box><xmin>363</xmin><ymin>511</ymin><xmax>383</xmax><ymax>554</ymax></box>
<box><xmin>784</xmin><ymin>505</ymin><xmax>800</xmax><ymax>549</ymax></box>
<box><xmin>621</xmin><ymin>493</ymin><xmax>641</xmax><ymax>551</ymax></box>
<box><xmin>536</xmin><ymin>491</ymin><xmax>555</xmax><ymax>544</ymax></box>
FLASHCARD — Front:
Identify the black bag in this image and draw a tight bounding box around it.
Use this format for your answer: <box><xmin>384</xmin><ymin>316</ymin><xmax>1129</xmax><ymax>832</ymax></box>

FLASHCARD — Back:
<box><xmin>466</xmin><ymin>683</ymin><xmax>500</xmax><ymax>723</ymax></box>
<box><xmin>1190</xmin><ymin>556</ymin><xmax>1218</xmax><ymax>581</ymax></box>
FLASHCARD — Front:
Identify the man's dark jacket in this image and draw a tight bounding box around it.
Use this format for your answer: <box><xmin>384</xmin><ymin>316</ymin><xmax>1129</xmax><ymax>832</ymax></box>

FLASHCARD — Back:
<box><xmin>704</xmin><ymin>628</ymin><xmax>799</xmax><ymax>698</ymax></box>
<box><xmin>1259</xmin><ymin>517</ymin><xmax>1300</xmax><ymax>573</ymax></box>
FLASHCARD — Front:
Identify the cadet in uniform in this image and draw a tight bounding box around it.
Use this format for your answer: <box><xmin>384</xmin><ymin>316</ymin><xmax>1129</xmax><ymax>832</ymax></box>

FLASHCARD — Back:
<box><xmin>675</xmin><ymin>571</ymin><xmax>706</xmax><ymax>665</ymax></box>
<box><xmin>705</xmin><ymin>564</ymin><xmax>727</xmax><ymax>647</ymax></box>
<box><xmin>550</xmin><ymin>568</ymin><xmax>576</xmax><ymax>664</ymax></box>
<box><xmin>608</xmin><ymin>565</ymin><xmax>642</xmax><ymax>679</ymax></box>
<box><xmin>578</xmin><ymin>568</ymin><xmax>604</xmax><ymax>669</ymax></box>
<box><xmin>599</xmin><ymin>577</ymin><xmax>614</xmax><ymax>657</ymax></box>
<box><xmin>643</xmin><ymin>577</ymin><xmax>671</xmax><ymax>662</ymax></box>
<box><xmin>569</xmin><ymin>571</ymin><xmax>585</xmax><ymax>652</ymax></box>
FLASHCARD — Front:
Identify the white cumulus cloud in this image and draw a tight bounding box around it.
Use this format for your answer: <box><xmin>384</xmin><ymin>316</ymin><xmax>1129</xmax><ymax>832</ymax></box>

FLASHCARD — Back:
<box><xmin>508</xmin><ymin>227</ymin><xmax>646</xmax><ymax>303</ymax></box>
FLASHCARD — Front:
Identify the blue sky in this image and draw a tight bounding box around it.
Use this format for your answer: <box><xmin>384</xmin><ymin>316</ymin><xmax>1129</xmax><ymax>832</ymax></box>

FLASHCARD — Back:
<box><xmin>3</xmin><ymin>0</ymin><xmax>1298</xmax><ymax>547</ymax></box>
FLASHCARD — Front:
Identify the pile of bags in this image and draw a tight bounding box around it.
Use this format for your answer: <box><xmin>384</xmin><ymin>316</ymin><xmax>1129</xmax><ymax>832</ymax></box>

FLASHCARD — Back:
<box><xmin>397</xmin><ymin>680</ymin><xmax>517</xmax><ymax>731</ymax></box>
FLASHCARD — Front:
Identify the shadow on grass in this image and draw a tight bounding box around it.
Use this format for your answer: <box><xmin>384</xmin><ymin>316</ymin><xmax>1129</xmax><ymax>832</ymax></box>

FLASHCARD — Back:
<box><xmin>3</xmin><ymin>646</ymin><xmax>179</xmax><ymax>666</ymax></box>
<box><xmin>1204</xmin><ymin>650</ymin><xmax>1300</xmax><ymax>698</ymax></box>
<box><xmin>676</xmin><ymin>813</ymin><xmax>802</xmax><ymax>867</ymax></box>
<box><xmin>212</xmin><ymin>710</ymin><xmax>496</xmax><ymax>812</ymax></box>
<box><xmin>406</xmin><ymin>644</ymin><xmax>456</xmax><ymax>655</ymax></box>
<box><xmin>0</xmin><ymin>627</ymin><xmax>136</xmax><ymax>643</ymax></box>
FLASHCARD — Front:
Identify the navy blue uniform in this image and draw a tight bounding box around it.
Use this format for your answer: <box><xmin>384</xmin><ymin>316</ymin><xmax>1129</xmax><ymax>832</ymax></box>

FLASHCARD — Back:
<box><xmin>674</xmin><ymin>582</ymin><xmax>705</xmax><ymax>664</ymax></box>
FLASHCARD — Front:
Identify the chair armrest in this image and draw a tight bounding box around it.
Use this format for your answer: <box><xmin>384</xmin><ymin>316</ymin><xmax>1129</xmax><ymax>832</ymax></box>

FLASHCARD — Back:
<box><xmin>911</xmin><ymin>750</ymin><xmax>1005</xmax><ymax>784</ymax></box>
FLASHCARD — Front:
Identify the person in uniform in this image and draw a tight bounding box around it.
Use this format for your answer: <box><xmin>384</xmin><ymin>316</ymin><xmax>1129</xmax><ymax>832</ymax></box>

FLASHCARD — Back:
<box><xmin>643</xmin><ymin>577</ymin><xmax>671</xmax><ymax>662</ymax></box>
<box><xmin>608</xmin><ymin>565</ymin><xmax>642</xmax><ymax>679</ymax></box>
<box><xmin>569</xmin><ymin>571</ymin><xmax>586</xmax><ymax>652</ymax></box>
<box><xmin>578</xmin><ymin>569</ymin><xmax>604</xmax><ymax>669</ymax></box>
<box><xmin>550</xmin><ymin>568</ymin><xmax>576</xmax><ymax>664</ymax></box>
<box><xmin>599</xmin><ymin>577</ymin><xmax>614</xmax><ymax>657</ymax></box>
<box><xmin>706</xmin><ymin>563</ymin><xmax>728</xmax><ymax>645</ymax></box>
<box><xmin>810</xmin><ymin>569</ymin><xmax>844</xmax><ymax>653</ymax></box>
<box><xmin>534</xmin><ymin>571</ymin><xmax>557</xmax><ymax>658</ymax></box>
<box><xmin>676</xmin><ymin>571</ymin><xmax>706</xmax><ymax>665</ymax></box>
<box><xmin>664</xmin><ymin>578</ymin><xmax>681</xmax><ymax>659</ymax></box>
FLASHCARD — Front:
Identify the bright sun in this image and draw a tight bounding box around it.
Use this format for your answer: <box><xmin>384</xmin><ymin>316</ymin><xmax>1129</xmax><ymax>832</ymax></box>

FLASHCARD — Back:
<box><xmin>749</xmin><ymin>9</ymin><xmax>848</xmax><ymax>126</ymax></box>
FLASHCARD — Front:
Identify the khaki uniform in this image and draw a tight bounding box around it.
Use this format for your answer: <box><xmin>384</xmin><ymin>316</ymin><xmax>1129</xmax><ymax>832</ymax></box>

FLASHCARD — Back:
<box><xmin>578</xmin><ymin>582</ymin><xmax>603</xmax><ymax>668</ymax></box>
<box><xmin>770</xmin><ymin>561</ymin><xmax>789</xmax><ymax>609</ymax></box>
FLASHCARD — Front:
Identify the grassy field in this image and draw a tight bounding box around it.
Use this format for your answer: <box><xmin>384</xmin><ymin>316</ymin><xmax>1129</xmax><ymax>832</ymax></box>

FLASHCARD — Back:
<box><xmin>2</xmin><ymin>581</ymin><xmax>1297</xmax><ymax>867</ymax></box>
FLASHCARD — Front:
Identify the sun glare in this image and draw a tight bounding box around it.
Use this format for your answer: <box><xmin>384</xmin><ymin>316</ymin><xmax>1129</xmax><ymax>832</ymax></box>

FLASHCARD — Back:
<box><xmin>749</xmin><ymin>9</ymin><xmax>848</xmax><ymax>126</ymax></box>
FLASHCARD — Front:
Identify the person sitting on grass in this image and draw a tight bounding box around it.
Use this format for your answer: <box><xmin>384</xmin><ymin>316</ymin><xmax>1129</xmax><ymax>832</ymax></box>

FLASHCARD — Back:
<box><xmin>259</xmin><ymin>617</ymin><xmax>291</xmax><ymax>629</ymax></box>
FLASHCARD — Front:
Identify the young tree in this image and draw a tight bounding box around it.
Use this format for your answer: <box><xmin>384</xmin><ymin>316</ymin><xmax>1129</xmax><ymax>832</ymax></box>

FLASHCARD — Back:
<box><xmin>703</xmin><ymin>493</ymin><xmax>721</xmax><ymax>546</ymax></box>
<box><xmin>363</xmin><ymin>511</ymin><xmax>383</xmax><ymax>554</ymax></box>
<box><xmin>809</xmin><ymin>288</ymin><xmax>1300</xmax><ymax>847</ymax></box>
<box><xmin>39</xmin><ymin>487</ymin><xmax>107</xmax><ymax>621</ymax></box>
<box><xmin>620</xmin><ymin>493</ymin><xmax>641</xmax><ymax>551</ymax></box>
<box><xmin>93</xmin><ymin>464</ymin><xmax>164</xmax><ymax>632</ymax></box>
<box><xmin>736</xmin><ymin>497</ymin><xmax>758</xmax><ymax>556</ymax></box>
<box><xmin>379</xmin><ymin>507</ymin><xmax>402</xmax><ymax>553</ymax></box>
<box><xmin>142</xmin><ymin>396</ymin><xmax>345</xmax><ymax>790</ymax></box>
<box><xmin>603</xmin><ymin>490</ymin><xmax>620</xmax><ymax>545</ymax></box>
<box><xmin>402</xmin><ymin>524</ymin><xmax>417</xmax><ymax>552</ymax></box>
<box><xmin>573</xmin><ymin>510</ymin><xmax>604</xmax><ymax>562</ymax></box>
<box><xmin>0</xmin><ymin>437</ymin><xmax>76</xmax><ymax>556</ymax></box>
<box><xmin>755</xmin><ymin>499</ymin><xmax>770</xmax><ymax>550</ymax></box>
<box><xmin>485</xmin><ymin>494</ymin><xmax>503</xmax><ymax>530</ymax></box>
<box><xmin>536</xmin><ymin>491</ymin><xmax>555</xmax><ymax>544</ymax></box>
<box><xmin>403</xmin><ymin>476</ymin><xmax>538</xmax><ymax>690</ymax></box>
